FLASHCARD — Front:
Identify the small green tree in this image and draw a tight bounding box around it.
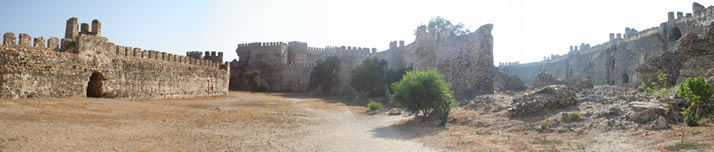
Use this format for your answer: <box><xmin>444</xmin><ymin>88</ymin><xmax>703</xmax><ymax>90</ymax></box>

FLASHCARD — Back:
<box><xmin>677</xmin><ymin>76</ymin><xmax>712</xmax><ymax>126</ymax></box>
<box><xmin>243</xmin><ymin>71</ymin><xmax>262</xmax><ymax>92</ymax></box>
<box><xmin>424</xmin><ymin>16</ymin><xmax>471</xmax><ymax>36</ymax></box>
<box><xmin>309</xmin><ymin>56</ymin><xmax>339</xmax><ymax>94</ymax></box>
<box><xmin>350</xmin><ymin>57</ymin><xmax>388</xmax><ymax>96</ymax></box>
<box><xmin>390</xmin><ymin>69</ymin><xmax>456</xmax><ymax>126</ymax></box>
<box><xmin>640</xmin><ymin>73</ymin><xmax>673</xmax><ymax>98</ymax></box>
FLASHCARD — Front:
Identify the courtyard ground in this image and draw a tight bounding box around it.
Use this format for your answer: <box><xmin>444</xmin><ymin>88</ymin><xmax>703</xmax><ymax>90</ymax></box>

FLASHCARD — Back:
<box><xmin>0</xmin><ymin>91</ymin><xmax>711</xmax><ymax>151</ymax></box>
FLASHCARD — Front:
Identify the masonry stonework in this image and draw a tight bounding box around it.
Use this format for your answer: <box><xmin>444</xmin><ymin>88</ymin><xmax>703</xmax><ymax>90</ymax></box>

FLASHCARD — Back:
<box><xmin>0</xmin><ymin>18</ymin><xmax>229</xmax><ymax>99</ymax></box>
<box><xmin>499</xmin><ymin>2</ymin><xmax>714</xmax><ymax>88</ymax></box>
<box><xmin>233</xmin><ymin>24</ymin><xmax>495</xmax><ymax>99</ymax></box>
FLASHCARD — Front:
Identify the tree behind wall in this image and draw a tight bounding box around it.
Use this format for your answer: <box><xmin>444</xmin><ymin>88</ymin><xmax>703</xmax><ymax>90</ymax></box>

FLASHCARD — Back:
<box><xmin>350</xmin><ymin>57</ymin><xmax>388</xmax><ymax>96</ymax></box>
<box><xmin>309</xmin><ymin>56</ymin><xmax>339</xmax><ymax>94</ymax></box>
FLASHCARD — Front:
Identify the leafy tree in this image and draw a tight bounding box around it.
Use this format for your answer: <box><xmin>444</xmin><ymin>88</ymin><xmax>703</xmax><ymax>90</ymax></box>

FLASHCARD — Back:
<box><xmin>390</xmin><ymin>69</ymin><xmax>456</xmax><ymax>126</ymax></box>
<box><xmin>422</xmin><ymin>16</ymin><xmax>471</xmax><ymax>36</ymax></box>
<box><xmin>309</xmin><ymin>56</ymin><xmax>339</xmax><ymax>94</ymax></box>
<box><xmin>677</xmin><ymin>76</ymin><xmax>712</xmax><ymax>126</ymax></box>
<box><xmin>350</xmin><ymin>57</ymin><xmax>388</xmax><ymax>96</ymax></box>
<box><xmin>385</xmin><ymin>67</ymin><xmax>411</xmax><ymax>93</ymax></box>
<box><xmin>243</xmin><ymin>71</ymin><xmax>262</xmax><ymax>92</ymax></box>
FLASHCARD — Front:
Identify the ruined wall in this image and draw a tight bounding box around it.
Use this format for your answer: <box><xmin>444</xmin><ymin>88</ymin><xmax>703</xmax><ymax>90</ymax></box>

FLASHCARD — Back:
<box><xmin>0</xmin><ymin>18</ymin><xmax>229</xmax><ymax>99</ymax></box>
<box><xmin>387</xmin><ymin>24</ymin><xmax>495</xmax><ymax>98</ymax></box>
<box><xmin>501</xmin><ymin>2</ymin><xmax>714</xmax><ymax>88</ymax></box>
<box><xmin>638</xmin><ymin>22</ymin><xmax>714</xmax><ymax>90</ymax></box>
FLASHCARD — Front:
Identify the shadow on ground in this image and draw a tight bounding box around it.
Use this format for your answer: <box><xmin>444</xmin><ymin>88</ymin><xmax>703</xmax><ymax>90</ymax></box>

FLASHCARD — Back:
<box><xmin>371</xmin><ymin>118</ymin><xmax>446</xmax><ymax>140</ymax></box>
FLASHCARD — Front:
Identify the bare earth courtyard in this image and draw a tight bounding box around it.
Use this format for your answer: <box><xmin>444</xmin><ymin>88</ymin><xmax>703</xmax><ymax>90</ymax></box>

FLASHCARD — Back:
<box><xmin>0</xmin><ymin>92</ymin><xmax>441</xmax><ymax>151</ymax></box>
<box><xmin>1</xmin><ymin>91</ymin><xmax>712</xmax><ymax>151</ymax></box>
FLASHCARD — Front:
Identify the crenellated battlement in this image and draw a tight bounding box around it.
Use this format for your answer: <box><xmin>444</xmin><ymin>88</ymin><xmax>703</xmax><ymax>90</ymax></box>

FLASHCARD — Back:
<box><xmin>3</xmin><ymin>32</ymin><xmax>61</xmax><ymax>51</ymax></box>
<box><xmin>2</xmin><ymin>18</ymin><xmax>226</xmax><ymax>70</ymax></box>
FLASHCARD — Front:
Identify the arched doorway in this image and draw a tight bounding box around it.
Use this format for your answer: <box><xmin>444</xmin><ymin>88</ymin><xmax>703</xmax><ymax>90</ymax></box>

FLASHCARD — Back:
<box><xmin>669</xmin><ymin>27</ymin><xmax>682</xmax><ymax>42</ymax></box>
<box><xmin>87</xmin><ymin>72</ymin><xmax>105</xmax><ymax>97</ymax></box>
<box><xmin>622</xmin><ymin>74</ymin><xmax>629</xmax><ymax>84</ymax></box>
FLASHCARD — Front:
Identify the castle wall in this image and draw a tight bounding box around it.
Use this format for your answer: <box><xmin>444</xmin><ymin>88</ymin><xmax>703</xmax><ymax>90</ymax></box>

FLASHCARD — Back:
<box><xmin>390</xmin><ymin>24</ymin><xmax>495</xmax><ymax>98</ymax></box>
<box><xmin>501</xmin><ymin>3</ymin><xmax>714</xmax><ymax>88</ymax></box>
<box><xmin>0</xmin><ymin>19</ymin><xmax>228</xmax><ymax>99</ymax></box>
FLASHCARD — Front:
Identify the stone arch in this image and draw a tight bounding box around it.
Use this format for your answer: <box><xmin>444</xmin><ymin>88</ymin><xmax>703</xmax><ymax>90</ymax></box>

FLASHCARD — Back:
<box><xmin>622</xmin><ymin>73</ymin><xmax>629</xmax><ymax>84</ymax></box>
<box><xmin>87</xmin><ymin>71</ymin><xmax>105</xmax><ymax>97</ymax></box>
<box><xmin>669</xmin><ymin>27</ymin><xmax>682</xmax><ymax>42</ymax></box>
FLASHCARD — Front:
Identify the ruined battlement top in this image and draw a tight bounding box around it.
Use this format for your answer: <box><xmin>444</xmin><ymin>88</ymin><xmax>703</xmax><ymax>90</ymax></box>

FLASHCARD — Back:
<box><xmin>236</xmin><ymin>41</ymin><xmax>376</xmax><ymax>57</ymax></box>
<box><xmin>1</xmin><ymin>18</ymin><xmax>227</xmax><ymax>71</ymax></box>
<box><xmin>268</xmin><ymin>63</ymin><xmax>316</xmax><ymax>70</ymax></box>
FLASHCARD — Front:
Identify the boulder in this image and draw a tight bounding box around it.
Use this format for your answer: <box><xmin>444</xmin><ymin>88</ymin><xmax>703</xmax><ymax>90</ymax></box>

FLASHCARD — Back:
<box><xmin>629</xmin><ymin>101</ymin><xmax>667</xmax><ymax>124</ymax></box>
<box><xmin>534</xmin><ymin>72</ymin><xmax>566</xmax><ymax>88</ymax></box>
<box><xmin>388</xmin><ymin>108</ymin><xmax>402</xmax><ymax>115</ymax></box>
<box><xmin>508</xmin><ymin>85</ymin><xmax>577</xmax><ymax>116</ymax></box>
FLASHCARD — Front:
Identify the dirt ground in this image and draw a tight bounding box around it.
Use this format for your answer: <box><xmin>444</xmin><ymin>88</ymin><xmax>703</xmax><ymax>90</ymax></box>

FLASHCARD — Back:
<box><xmin>0</xmin><ymin>92</ymin><xmax>439</xmax><ymax>151</ymax></box>
<box><xmin>1</xmin><ymin>91</ymin><xmax>712</xmax><ymax>152</ymax></box>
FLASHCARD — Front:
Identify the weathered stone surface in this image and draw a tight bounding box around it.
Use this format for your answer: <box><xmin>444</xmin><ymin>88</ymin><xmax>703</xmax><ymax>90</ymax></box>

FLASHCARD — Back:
<box><xmin>498</xmin><ymin>2</ymin><xmax>709</xmax><ymax>88</ymax></box>
<box><xmin>495</xmin><ymin>69</ymin><xmax>528</xmax><ymax>92</ymax></box>
<box><xmin>0</xmin><ymin>18</ymin><xmax>229</xmax><ymax>99</ymax></box>
<box><xmin>33</xmin><ymin>37</ymin><xmax>45</xmax><ymax>48</ymax></box>
<box><xmin>396</xmin><ymin>24</ymin><xmax>495</xmax><ymax>98</ymax></box>
<box><xmin>569</xmin><ymin>79</ymin><xmax>594</xmax><ymax>89</ymax></box>
<box><xmin>18</xmin><ymin>33</ymin><xmax>31</xmax><ymax>47</ymax></box>
<box><xmin>3</xmin><ymin>32</ymin><xmax>16</xmax><ymax>46</ymax></box>
<box><xmin>637</xmin><ymin>22</ymin><xmax>714</xmax><ymax>88</ymax></box>
<box><xmin>233</xmin><ymin>24</ymin><xmax>495</xmax><ymax>98</ymax></box>
<box><xmin>508</xmin><ymin>85</ymin><xmax>577</xmax><ymax>116</ymax></box>
<box><xmin>388</xmin><ymin>108</ymin><xmax>402</xmax><ymax>115</ymax></box>
<box><xmin>48</xmin><ymin>37</ymin><xmax>59</xmax><ymax>49</ymax></box>
<box><xmin>628</xmin><ymin>101</ymin><xmax>667</xmax><ymax>124</ymax></box>
<box><xmin>534</xmin><ymin>72</ymin><xmax>566</xmax><ymax>88</ymax></box>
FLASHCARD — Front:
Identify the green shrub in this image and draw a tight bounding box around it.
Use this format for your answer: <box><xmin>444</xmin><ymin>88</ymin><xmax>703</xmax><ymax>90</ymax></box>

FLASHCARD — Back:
<box><xmin>677</xmin><ymin>76</ymin><xmax>712</xmax><ymax>126</ymax></box>
<box><xmin>390</xmin><ymin>69</ymin><xmax>456</xmax><ymax>126</ymax></box>
<box><xmin>367</xmin><ymin>100</ymin><xmax>384</xmax><ymax>111</ymax></box>
<box><xmin>640</xmin><ymin>73</ymin><xmax>674</xmax><ymax>98</ymax></box>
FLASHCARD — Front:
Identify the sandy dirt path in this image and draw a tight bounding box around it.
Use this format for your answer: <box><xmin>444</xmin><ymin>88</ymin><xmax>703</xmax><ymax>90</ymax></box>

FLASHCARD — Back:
<box><xmin>0</xmin><ymin>92</ymin><xmax>441</xmax><ymax>151</ymax></box>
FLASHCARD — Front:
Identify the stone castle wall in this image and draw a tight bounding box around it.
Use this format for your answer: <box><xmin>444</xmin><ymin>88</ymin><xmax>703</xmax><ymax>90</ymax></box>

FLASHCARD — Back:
<box><xmin>376</xmin><ymin>24</ymin><xmax>495</xmax><ymax>98</ymax></box>
<box><xmin>233</xmin><ymin>23</ymin><xmax>496</xmax><ymax>99</ymax></box>
<box><xmin>233</xmin><ymin>41</ymin><xmax>374</xmax><ymax>94</ymax></box>
<box><xmin>499</xmin><ymin>2</ymin><xmax>714</xmax><ymax>88</ymax></box>
<box><xmin>0</xmin><ymin>18</ymin><xmax>229</xmax><ymax>99</ymax></box>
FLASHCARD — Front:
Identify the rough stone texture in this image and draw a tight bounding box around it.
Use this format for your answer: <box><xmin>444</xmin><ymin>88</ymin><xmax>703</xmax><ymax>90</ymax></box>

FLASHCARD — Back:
<box><xmin>394</xmin><ymin>24</ymin><xmax>495</xmax><ymax>98</ymax></box>
<box><xmin>569</xmin><ymin>79</ymin><xmax>594</xmax><ymax>89</ymax></box>
<box><xmin>18</xmin><ymin>33</ymin><xmax>31</xmax><ymax>47</ymax></box>
<box><xmin>0</xmin><ymin>18</ymin><xmax>229</xmax><ymax>99</ymax></box>
<box><xmin>233</xmin><ymin>24</ymin><xmax>495</xmax><ymax>98</ymax></box>
<box><xmin>637</xmin><ymin>22</ymin><xmax>714</xmax><ymax>89</ymax></box>
<box><xmin>499</xmin><ymin>2</ymin><xmax>714</xmax><ymax>88</ymax></box>
<box><xmin>508</xmin><ymin>85</ymin><xmax>577</xmax><ymax>116</ymax></box>
<box><xmin>494</xmin><ymin>69</ymin><xmax>527</xmax><ymax>92</ymax></box>
<box><xmin>534</xmin><ymin>72</ymin><xmax>566</xmax><ymax>88</ymax></box>
<box><xmin>48</xmin><ymin>37</ymin><xmax>59</xmax><ymax>49</ymax></box>
<box><xmin>3</xmin><ymin>33</ymin><xmax>16</xmax><ymax>46</ymax></box>
<box><xmin>628</xmin><ymin>101</ymin><xmax>667</xmax><ymax>124</ymax></box>
<box><xmin>33</xmin><ymin>37</ymin><xmax>45</xmax><ymax>48</ymax></box>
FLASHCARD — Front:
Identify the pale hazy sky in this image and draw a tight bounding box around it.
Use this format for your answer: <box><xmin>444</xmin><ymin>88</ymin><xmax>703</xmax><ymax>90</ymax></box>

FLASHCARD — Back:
<box><xmin>0</xmin><ymin>0</ymin><xmax>709</xmax><ymax>64</ymax></box>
